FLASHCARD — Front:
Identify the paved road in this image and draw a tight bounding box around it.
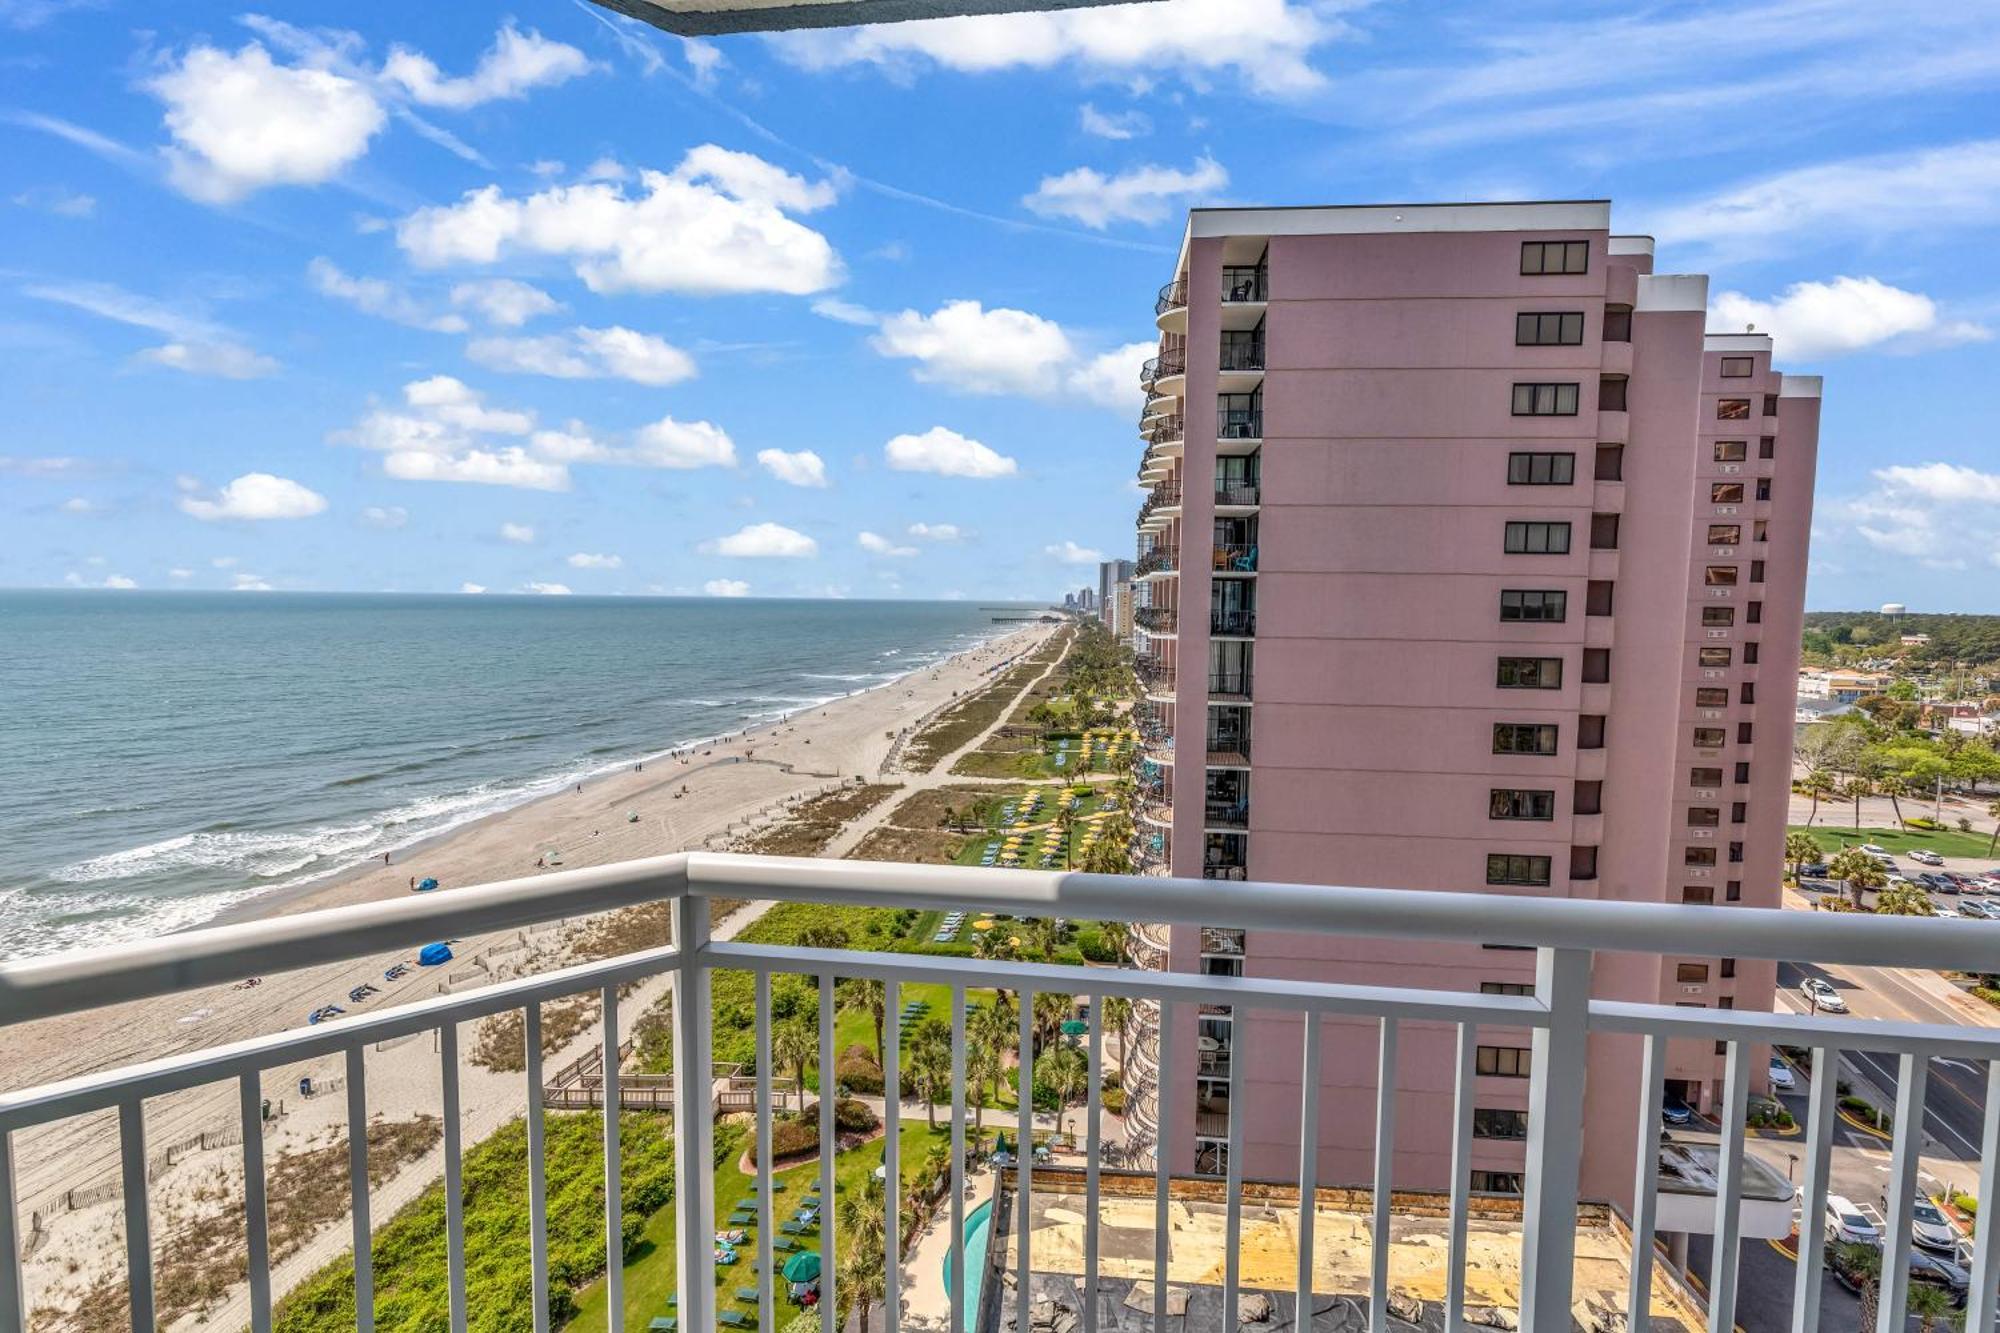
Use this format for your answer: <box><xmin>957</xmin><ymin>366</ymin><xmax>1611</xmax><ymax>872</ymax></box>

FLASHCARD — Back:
<box><xmin>1777</xmin><ymin>960</ymin><xmax>1991</xmax><ymax>1164</ymax></box>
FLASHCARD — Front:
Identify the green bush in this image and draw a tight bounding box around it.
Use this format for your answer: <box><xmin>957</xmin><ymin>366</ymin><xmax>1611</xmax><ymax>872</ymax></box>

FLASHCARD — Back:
<box><xmin>1073</xmin><ymin>927</ymin><xmax>1114</xmax><ymax>963</ymax></box>
<box><xmin>1954</xmin><ymin>1192</ymin><xmax>1978</xmax><ymax>1219</ymax></box>
<box><xmin>834</xmin><ymin>1045</ymin><xmax>884</xmax><ymax>1096</ymax></box>
<box><xmin>274</xmin><ymin>1111</ymin><xmax>676</xmax><ymax>1333</ymax></box>
<box><xmin>748</xmin><ymin>1099</ymin><xmax>880</xmax><ymax>1167</ymax></box>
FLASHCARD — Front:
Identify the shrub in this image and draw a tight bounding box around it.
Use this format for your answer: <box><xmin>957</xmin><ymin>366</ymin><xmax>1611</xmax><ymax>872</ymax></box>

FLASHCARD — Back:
<box><xmin>1073</xmin><ymin>927</ymin><xmax>1115</xmax><ymax>963</ymax></box>
<box><xmin>835</xmin><ymin>1044</ymin><xmax>885</xmax><ymax>1095</ymax></box>
<box><xmin>1907</xmin><ymin>816</ymin><xmax>1941</xmax><ymax>830</ymax></box>
<box><xmin>1954</xmin><ymin>1192</ymin><xmax>1978</xmax><ymax>1219</ymax></box>
<box><xmin>749</xmin><ymin>1099</ymin><xmax>880</xmax><ymax>1166</ymax></box>
<box><xmin>835</xmin><ymin>1097</ymin><xmax>880</xmax><ymax>1134</ymax></box>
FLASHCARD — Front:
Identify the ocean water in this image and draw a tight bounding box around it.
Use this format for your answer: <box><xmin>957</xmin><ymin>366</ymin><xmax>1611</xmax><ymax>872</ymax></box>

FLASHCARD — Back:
<box><xmin>0</xmin><ymin>592</ymin><xmax>1031</xmax><ymax>960</ymax></box>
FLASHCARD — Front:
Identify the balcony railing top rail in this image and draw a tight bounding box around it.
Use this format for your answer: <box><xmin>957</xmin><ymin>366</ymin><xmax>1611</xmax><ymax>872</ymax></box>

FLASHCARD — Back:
<box><xmin>1155</xmin><ymin>277</ymin><xmax>1188</xmax><ymax>316</ymax></box>
<box><xmin>1139</xmin><ymin>350</ymin><xmax>1186</xmax><ymax>390</ymax></box>
<box><xmin>5</xmin><ymin>852</ymin><xmax>1999</xmax><ymax>1333</ymax></box>
<box><xmin>1213</xmin><ymin>482</ymin><xmax>1260</xmax><ymax>507</ymax></box>
<box><xmin>1217</xmin><ymin>408</ymin><xmax>1263</xmax><ymax>440</ymax></box>
<box><xmin>1135</xmin><ymin>546</ymin><xmax>1178</xmax><ymax>575</ymax></box>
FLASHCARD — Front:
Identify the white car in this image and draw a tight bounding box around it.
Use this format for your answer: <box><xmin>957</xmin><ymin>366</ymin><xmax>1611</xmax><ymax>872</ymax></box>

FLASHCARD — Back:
<box><xmin>1767</xmin><ymin>1056</ymin><xmax>1796</xmax><ymax>1090</ymax></box>
<box><xmin>1909</xmin><ymin>849</ymin><xmax>1945</xmax><ymax>866</ymax></box>
<box><xmin>1859</xmin><ymin>844</ymin><xmax>1891</xmax><ymax>857</ymax></box>
<box><xmin>1801</xmin><ymin>978</ymin><xmax>1848</xmax><ymax>1013</ymax></box>
<box><xmin>1973</xmin><ymin>878</ymin><xmax>2000</xmax><ymax>894</ymax></box>
<box><xmin>1826</xmin><ymin>1195</ymin><xmax>1880</xmax><ymax>1247</ymax></box>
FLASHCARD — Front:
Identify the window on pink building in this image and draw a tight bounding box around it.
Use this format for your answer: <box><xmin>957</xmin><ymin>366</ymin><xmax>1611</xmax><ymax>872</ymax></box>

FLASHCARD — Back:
<box><xmin>1717</xmin><ymin>399</ymin><xmax>1751</xmax><ymax>420</ymax></box>
<box><xmin>1520</xmin><ymin>240</ymin><xmax>1588</xmax><ymax>275</ymax></box>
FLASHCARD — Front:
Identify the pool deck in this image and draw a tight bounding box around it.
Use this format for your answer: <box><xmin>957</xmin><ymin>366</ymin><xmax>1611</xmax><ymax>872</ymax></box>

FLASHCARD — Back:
<box><xmin>977</xmin><ymin>1174</ymin><xmax>1708</xmax><ymax>1333</ymax></box>
<box><xmin>899</xmin><ymin>1165</ymin><xmax>998</xmax><ymax>1332</ymax></box>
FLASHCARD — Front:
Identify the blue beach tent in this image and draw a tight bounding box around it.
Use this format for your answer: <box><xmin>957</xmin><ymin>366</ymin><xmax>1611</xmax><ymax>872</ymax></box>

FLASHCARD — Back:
<box><xmin>415</xmin><ymin>877</ymin><xmax>439</xmax><ymax>892</ymax></box>
<box><xmin>418</xmin><ymin>942</ymin><xmax>453</xmax><ymax>966</ymax></box>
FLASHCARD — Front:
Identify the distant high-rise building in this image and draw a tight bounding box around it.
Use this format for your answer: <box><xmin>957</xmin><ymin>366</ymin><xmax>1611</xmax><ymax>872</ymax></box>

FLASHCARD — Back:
<box><xmin>1099</xmin><ymin>559</ymin><xmax>1135</xmax><ymax>626</ymax></box>
<box><xmin>1124</xmin><ymin>200</ymin><xmax>1820</xmax><ymax>1207</ymax></box>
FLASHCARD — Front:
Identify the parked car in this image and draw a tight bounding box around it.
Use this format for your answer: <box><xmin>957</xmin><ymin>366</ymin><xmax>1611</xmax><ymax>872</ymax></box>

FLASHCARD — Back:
<box><xmin>1906</xmin><ymin>1248</ymin><xmax>1971</xmax><ymax>1306</ymax></box>
<box><xmin>1798</xmin><ymin>861</ymin><xmax>1831</xmax><ymax>878</ymax></box>
<box><xmin>1825</xmin><ymin>1194</ymin><xmax>1881</xmax><ymax>1247</ymax></box>
<box><xmin>1859</xmin><ymin>844</ymin><xmax>1891</xmax><ymax>857</ymax></box>
<box><xmin>1958</xmin><ymin>899</ymin><xmax>1993</xmax><ymax>920</ymax></box>
<box><xmin>1801</xmin><ymin>978</ymin><xmax>1848</xmax><ymax>1013</ymax></box>
<box><xmin>1886</xmin><ymin>873</ymin><xmax>1913</xmax><ymax>888</ymax></box>
<box><xmin>1972</xmin><ymin>877</ymin><xmax>2000</xmax><ymax>893</ymax></box>
<box><xmin>1880</xmin><ymin>1194</ymin><xmax>1965</xmax><ymax>1254</ymax></box>
<box><xmin>1940</xmin><ymin>871</ymin><xmax>1977</xmax><ymax>892</ymax></box>
<box><xmin>1661</xmin><ymin>1099</ymin><xmax>1694</xmax><ymax>1126</ymax></box>
<box><xmin>1910</xmin><ymin>849</ymin><xmax>1945</xmax><ymax>866</ymax></box>
<box><xmin>1921</xmin><ymin>873</ymin><xmax>1958</xmax><ymax>894</ymax></box>
<box><xmin>1799</xmin><ymin>877</ymin><xmax>1838</xmax><ymax>893</ymax></box>
<box><xmin>1767</xmin><ymin>1056</ymin><xmax>1795</xmax><ymax>1090</ymax></box>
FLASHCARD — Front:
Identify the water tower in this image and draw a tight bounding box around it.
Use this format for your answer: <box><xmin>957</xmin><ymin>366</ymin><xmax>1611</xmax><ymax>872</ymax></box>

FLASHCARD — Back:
<box><xmin>1880</xmin><ymin>602</ymin><xmax>1907</xmax><ymax>620</ymax></box>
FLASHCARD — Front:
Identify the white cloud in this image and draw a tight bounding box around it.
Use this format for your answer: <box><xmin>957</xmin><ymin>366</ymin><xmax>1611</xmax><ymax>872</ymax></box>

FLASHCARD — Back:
<box><xmin>757</xmin><ymin>448</ymin><xmax>829</xmax><ymax>488</ymax></box>
<box><xmin>24</xmin><ymin>280</ymin><xmax>277</xmax><ymax>379</ymax></box>
<box><xmin>0</xmin><ymin>455</ymin><xmax>91</xmax><ymax>476</ymax></box>
<box><xmin>703</xmin><ymin>522</ymin><xmax>818</xmax><ymax>558</ymax></box>
<box><xmin>873</xmin><ymin>300</ymin><xmax>1075</xmax><ymax>396</ymax></box>
<box><xmin>1872</xmin><ymin>463</ymin><xmax>2000</xmax><ymax>505</ymax></box>
<box><xmin>520</xmin><ymin>580</ymin><xmax>572</xmax><ymax>595</ymax></box>
<box><xmin>147</xmin><ymin>41</ymin><xmax>386</xmax><ymax>203</ymax></box>
<box><xmin>460</xmin><ymin>582</ymin><xmax>487</xmax><ymax>594</ymax></box>
<box><xmin>232</xmin><ymin>572</ymin><xmax>274</xmax><ymax>592</ymax></box>
<box><xmin>11</xmin><ymin>185</ymin><xmax>96</xmax><ymax>217</ymax></box>
<box><xmin>381</xmin><ymin>23</ymin><xmax>593</xmax><ymax>110</ymax></box>
<box><xmin>1708</xmin><ymin>277</ymin><xmax>1988</xmax><ymax>360</ymax></box>
<box><xmin>1079</xmin><ymin>104</ymin><xmax>1149</xmax><ymax>140</ymax></box>
<box><xmin>467</xmin><ymin>325</ymin><xmax>697</xmax><ymax>385</ymax></box>
<box><xmin>859</xmin><ymin>531</ymin><xmax>919</xmax><ymax>557</ymax></box>
<box><xmin>567</xmin><ymin>552</ymin><xmax>623</xmax><ymax>569</ymax></box>
<box><xmin>770</xmin><ymin>0</ymin><xmax>1338</xmax><ymax>96</ymax></box>
<box><xmin>500</xmin><ymin>523</ymin><xmax>535</xmax><ymax>544</ymax></box>
<box><xmin>450</xmin><ymin>278</ymin><xmax>561</xmax><ymax>327</ymax></box>
<box><xmin>360</xmin><ymin>504</ymin><xmax>408</xmax><ymax>529</ymax></box>
<box><xmin>402</xmin><ymin>375</ymin><xmax>534</xmax><ymax>433</ymax></box>
<box><xmin>703</xmin><ymin>577</ymin><xmax>751</xmax><ymax>597</ymax></box>
<box><xmin>630</xmin><ymin>417</ymin><xmax>738</xmax><ymax>469</ymax></box>
<box><xmin>1024</xmin><ymin>156</ymin><xmax>1227</xmax><ymax>228</ymax></box>
<box><xmin>308</xmin><ymin>258</ymin><xmax>466</xmax><ymax>333</ymax></box>
<box><xmin>1650</xmin><ymin>138</ymin><xmax>2000</xmax><ymax>254</ymax></box>
<box><xmin>178</xmin><ymin>473</ymin><xmax>328</xmax><ymax>522</ymax></box>
<box><xmin>908</xmin><ymin>522</ymin><xmax>963</xmax><ymax>542</ymax></box>
<box><xmin>139</xmin><ymin>341</ymin><xmax>280</xmax><ymax>379</ymax></box>
<box><xmin>396</xmin><ymin>145</ymin><xmax>843</xmax><ymax>296</ymax></box>
<box><xmin>101</xmin><ymin>574</ymin><xmax>137</xmax><ymax>589</ymax></box>
<box><xmin>810</xmin><ymin>297</ymin><xmax>878</xmax><ymax>326</ymax></box>
<box><xmin>168</xmin><ymin>568</ymin><xmax>193</xmax><ymax>579</ymax></box>
<box><xmin>1066</xmin><ymin>340</ymin><xmax>1154</xmax><ymax>410</ymax></box>
<box><xmin>59</xmin><ymin>497</ymin><xmax>96</xmax><ymax>513</ymax></box>
<box><xmin>1045</xmin><ymin>540</ymin><xmax>1105</xmax><ymax>565</ymax></box>
<box><xmin>884</xmin><ymin>426</ymin><xmax>1017</xmax><ymax>479</ymax></box>
<box><xmin>383</xmin><ymin>446</ymin><xmax>568</xmax><ymax>491</ymax></box>
<box><xmin>683</xmin><ymin>39</ymin><xmax>725</xmax><ymax>90</ymax></box>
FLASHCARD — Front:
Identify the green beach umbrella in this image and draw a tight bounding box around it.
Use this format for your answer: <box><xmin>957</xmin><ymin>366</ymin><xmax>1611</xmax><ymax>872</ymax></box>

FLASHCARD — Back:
<box><xmin>783</xmin><ymin>1251</ymin><xmax>821</xmax><ymax>1284</ymax></box>
<box><xmin>1061</xmin><ymin>1019</ymin><xmax>1088</xmax><ymax>1036</ymax></box>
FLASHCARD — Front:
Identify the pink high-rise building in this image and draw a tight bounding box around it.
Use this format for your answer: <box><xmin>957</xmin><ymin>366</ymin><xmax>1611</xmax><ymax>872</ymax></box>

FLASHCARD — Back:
<box><xmin>1123</xmin><ymin>201</ymin><xmax>1821</xmax><ymax>1206</ymax></box>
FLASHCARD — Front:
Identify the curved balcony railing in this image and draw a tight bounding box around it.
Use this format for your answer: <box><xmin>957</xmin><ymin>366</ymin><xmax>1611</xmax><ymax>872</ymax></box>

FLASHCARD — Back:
<box><xmin>1140</xmin><ymin>349</ymin><xmax>1186</xmax><ymax>391</ymax></box>
<box><xmin>1213</xmin><ymin>482</ymin><xmax>1260</xmax><ymax>507</ymax></box>
<box><xmin>1136</xmin><ymin>546</ymin><xmax>1179</xmax><ymax>576</ymax></box>
<box><xmin>1138</xmin><ymin>482</ymin><xmax>1182</xmax><ymax>523</ymax></box>
<box><xmin>1134</xmin><ymin>606</ymin><xmax>1176</xmax><ymax>633</ymax></box>
<box><xmin>1138</xmin><ymin>799</ymin><xmax>1174</xmax><ymax>828</ymax></box>
<box><xmin>1138</xmin><ymin>395</ymin><xmax>1175</xmax><ymax>427</ymax></box>
<box><xmin>1132</xmin><ymin>920</ymin><xmax>1173</xmax><ymax>956</ymax></box>
<box><xmin>1209</xmin><ymin>609</ymin><xmax>1255</xmax><ymax>637</ymax></box>
<box><xmin>1155</xmin><ymin>277</ymin><xmax>1189</xmax><ymax>316</ymax></box>
<box><xmin>1135</xmin><ymin>657</ymin><xmax>1175</xmax><ymax>694</ymax></box>
<box><xmin>1143</xmin><ymin>414</ymin><xmax>1184</xmax><ymax>448</ymax></box>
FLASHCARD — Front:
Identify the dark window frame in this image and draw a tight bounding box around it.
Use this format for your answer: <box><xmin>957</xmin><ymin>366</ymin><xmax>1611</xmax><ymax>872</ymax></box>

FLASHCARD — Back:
<box><xmin>1520</xmin><ymin>240</ymin><xmax>1588</xmax><ymax>275</ymax></box>
<box><xmin>1511</xmin><ymin>382</ymin><xmax>1581</xmax><ymax>417</ymax></box>
<box><xmin>1496</xmin><ymin>656</ymin><xmax>1564</xmax><ymax>690</ymax></box>
<box><xmin>1499</xmin><ymin>589</ymin><xmax>1568</xmax><ymax>622</ymax></box>
<box><xmin>1486</xmin><ymin>854</ymin><xmax>1553</xmax><ymax>887</ymax></box>
<box><xmin>1506</xmin><ymin>451</ymin><xmax>1577</xmax><ymax>485</ymax></box>
<box><xmin>1493</xmin><ymin>723</ymin><xmax>1560</xmax><ymax>756</ymax></box>
<box><xmin>1489</xmin><ymin>788</ymin><xmax>1557</xmax><ymax>821</ymax></box>
<box><xmin>1515</xmin><ymin>311</ymin><xmax>1585</xmax><ymax>346</ymax></box>
<box><xmin>1504</xmin><ymin>521</ymin><xmax>1572</xmax><ymax>554</ymax></box>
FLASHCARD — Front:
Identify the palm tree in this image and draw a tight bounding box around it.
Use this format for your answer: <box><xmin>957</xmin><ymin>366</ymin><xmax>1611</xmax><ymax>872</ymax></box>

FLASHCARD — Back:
<box><xmin>840</xmin><ymin>976</ymin><xmax>887</xmax><ymax>1067</ymax></box>
<box><xmin>967</xmin><ymin>1039</ymin><xmax>1000</xmax><ymax>1137</ymax></box>
<box><xmin>835</xmin><ymin>1189</ymin><xmax>888</xmax><ymax>1333</ymax></box>
<box><xmin>1784</xmin><ymin>832</ymin><xmax>1821</xmax><ymax>881</ymax></box>
<box><xmin>773</xmin><ymin>1014</ymin><xmax>816</xmax><ymax>1113</ymax></box>
<box><xmin>1905</xmin><ymin>1279</ymin><xmax>1957</xmax><ymax>1332</ymax></box>
<box><xmin>971</xmin><ymin>930</ymin><xmax>1020</xmax><ymax>1009</ymax></box>
<box><xmin>1875</xmin><ymin>882</ymin><xmax>1936</xmax><ymax>916</ymax></box>
<box><xmin>1830</xmin><ymin>848</ymin><xmax>1888</xmax><ymax>911</ymax></box>
<box><xmin>1878</xmin><ymin>774</ymin><xmax>1912</xmax><ymax>829</ymax></box>
<box><xmin>970</xmin><ymin>998</ymin><xmax>1016</xmax><ymax>1107</ymax></box>
<box><xmin>1040</xmin><ymin>1044</ymin><xmax>1089</xmax><ymax>1136</ymax></box>
<box><xmin>1032</xmin><ymin>991</ymin><xmax>1070</xmax><ymax>1062</ymax></box>
<box><xmin>1080</xmin><ymin>840</ymin><xmax>1128</xmax><ymax>874</ymax></box>
<box><xmin>1097</xmin><ymin>919</ymin><xmax>1131</xmax><ymax>965</ymax></box>
<box><xmin>1841</xmin><ymin>775</ymin><xmax>1872</xmax><ymax>830</ymax></box>
<box><xmin>1101</xmin><ymin>994</ymin><xmax>1134</xmax><ymax>1066</ymax></box>
<box><xmin>1801</xmin><ymin>769</ymin><xmax>1835</xmax><ymax>826</ymax></box>
<box><xmin>909</xmin><ymin>1017</ymin><xmax>951</xmax><ymax>1129</ymax></box>
<box><xmin>1056</xmin><ymin>805</ymin><xmax>1078</xmax><ymax>869</ymax></box>
<box><xmin>1832</xmin><ymin>1241</ymin><xmax>1881</xmax><ymax>1332</ymax></box>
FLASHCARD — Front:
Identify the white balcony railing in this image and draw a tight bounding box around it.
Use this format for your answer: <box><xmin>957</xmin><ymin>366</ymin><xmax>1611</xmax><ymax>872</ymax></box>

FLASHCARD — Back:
<box><xmin>1</xmin><ymin>852</ymin><xmax>1998</xmax><ymax>1333</ymax></box>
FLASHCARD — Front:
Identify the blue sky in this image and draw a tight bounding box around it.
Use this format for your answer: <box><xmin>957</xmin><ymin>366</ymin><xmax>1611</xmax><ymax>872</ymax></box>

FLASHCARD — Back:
<box><xmin>2</xmin><ymin>0</ymin><xmax>1998</xmax><ymax>607</ymax></box>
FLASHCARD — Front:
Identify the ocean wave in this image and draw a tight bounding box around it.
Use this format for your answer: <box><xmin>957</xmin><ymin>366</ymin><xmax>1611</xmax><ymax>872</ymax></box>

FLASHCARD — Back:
<box><xmin>50</xmin><ymin>821</ymin><xmax>383</xmax><ymax>885</ymax></box>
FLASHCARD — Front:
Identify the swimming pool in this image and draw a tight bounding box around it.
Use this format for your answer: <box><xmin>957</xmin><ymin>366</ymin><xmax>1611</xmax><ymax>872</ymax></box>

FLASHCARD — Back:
<box><xmin>940</xmin><ymin>1197</ymin><xmax>994</xmax><ymax>1333</ymax></box>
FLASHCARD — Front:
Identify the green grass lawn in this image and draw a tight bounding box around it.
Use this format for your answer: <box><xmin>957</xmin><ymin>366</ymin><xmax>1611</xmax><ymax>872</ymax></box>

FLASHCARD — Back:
<box><xmin>567</xmin><ymin>1120</ymin><xmax>952</xmax><ymax>1333</ymax></box>
<box><xmin>1792</xmin><ymin>824</ymin><xmax>2000</xmax><ymax>862</ymax></box>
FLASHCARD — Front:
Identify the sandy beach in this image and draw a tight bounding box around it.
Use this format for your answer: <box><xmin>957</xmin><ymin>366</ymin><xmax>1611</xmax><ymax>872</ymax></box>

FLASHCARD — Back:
<box><xmin>5</xmin><ymin>620</ymin><xmax>1058</xmax><ymax>1328</ymax></box>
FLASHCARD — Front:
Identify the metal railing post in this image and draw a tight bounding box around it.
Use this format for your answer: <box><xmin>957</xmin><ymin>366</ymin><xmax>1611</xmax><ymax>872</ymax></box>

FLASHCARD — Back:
<box><xmin>671</xmin><ymin>895</ymin><xmax>714</xmax><ymax>1333</ymax></box>
<box><xmin>1518</xmin><ymin>947</ymin><xmax>1590</xmax><ymax>1331</ymax></box>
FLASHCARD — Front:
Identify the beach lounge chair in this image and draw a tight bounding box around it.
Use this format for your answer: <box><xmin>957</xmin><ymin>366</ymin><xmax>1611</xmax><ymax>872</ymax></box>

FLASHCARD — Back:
<box><xmin>734</xmin><ymin>1196</ymin><xmax>759</xmax><ymax>1210</ymax></box>
<box><xmin>781</xmin><ymin>1221</ymin><xmax>804</xmax><ymax>1235</ymax></box>
<box><xmin>774</xmin><ymin>1236</ymin><xmax>801</xmax><ymax>1252</ymax></box>
<box><xmin>719</xmin><ymin>1311</ymin><xmax>753</xmax><ymax>1328</ymax></box>
<box><xmin>735</xmin><ymin>1288</ymin><xmax>761</xmax><ymax>1303</ymax></box>
<box><xmin>728</xmin><ymin>1210</ymin><xmax>755</xmax><ymax>1226</ymax></box>
<box><xmin>649</xmin><ymin>1319</ymin><xmax>677</xmax><ymax>1332</ymax></box>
